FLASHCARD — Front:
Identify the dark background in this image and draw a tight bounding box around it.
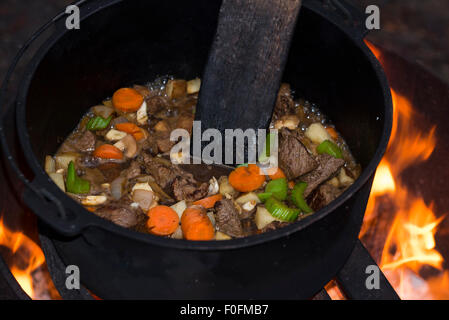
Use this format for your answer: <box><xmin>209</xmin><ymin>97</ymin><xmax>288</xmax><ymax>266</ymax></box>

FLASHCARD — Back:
<box><xmin>1</xmin><ymin>0</ymin><xmax>448</xmax><ymax>86</ymax></box>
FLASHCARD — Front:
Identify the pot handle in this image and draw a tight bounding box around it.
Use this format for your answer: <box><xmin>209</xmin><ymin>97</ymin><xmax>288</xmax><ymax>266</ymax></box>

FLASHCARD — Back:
<box><xmin>304</xmin><ymin>0</ymin><xmax>369</xmax><ymax>39</ymax></box>
<box><xmin>22</xmin><ymin>181</ymin><xmax>87</xmax><ymax>237</ymax></box>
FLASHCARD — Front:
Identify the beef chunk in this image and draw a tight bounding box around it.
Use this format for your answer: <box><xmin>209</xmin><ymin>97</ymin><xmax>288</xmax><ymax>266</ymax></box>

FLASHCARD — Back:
<box><xmin>133</xmin><ymin>84</ymin><xmax>151</xmax><ymax>98</ymax></box>
<box><xmin>274</xmin><ymin>83</ymin><xmax>295</xmax><ymax>118</ymax></box>
<box><xmin>278</xmin><ymin>128</ymin><xmax>317</xmax><ymax>180</ymax></box>
<box><xmin>308</xmin><ymin>184</ymin><xmax>342</xmax><ymax>211</ymax></box>
<box><xmin>142</xmin><ymin>153</ymin><xmax>208</xmax><ymax>200</ymax></box>
<box><xmin>147</xmin><ymin>96</ymin><xmax>168</xmax><ymax>114</ymax></box>
<box><xmin>125</xmin><ymin>160</ymin><xmax>141</xmax><ymax>180</ymax></box>
<box><xmin>60</xmin><ymin>130</ymin><xmax>96</xmax><ymax>153</ymax></box>
<box><xmin>73</xmin><ymin>130</ymin><xmax>96</xmax><ymax>152</ymax></box>
<box><xmin>142</xmin><ymin>153</ymin><xmax>178</xmax><ymax>189</ymax></box>
<box><xmin>172</xmin><ymin>177</ymin><xmax>208</xmax><ymax>201</ymax></box>
<box><xmin>175</xmin><ymin>115</ymin><xmax>194</xmax><ymax>134</ymax></box>
<box><xmin>301</xmin><ymin>154</ymin><xmax>345</xmax><ymax>197</ymax></box>
<box><xmin>96</xmin><ymin>200</ymin><xmax>143</xmax><ymax>228</ymax></box>
<box><xmin>214</xmin><ymin>199</ymin><xmax>244</xmax><ymax>238</ymax></box>
<box><xmin>97</xmin><ymin>162</ymin><xmax>122</xmax><ymax>181</ymax></box>
<box><xmin>80</xmin><ymin>168</ymin><xmax>105</xmax><ymax>195</ymax></box>
<box><xmin>156</xmin><ymin>137</ymin><xmax>175</xmax><ymax>153</ymax></box>
<box><xmin>141</xmin><ymin>135</ymin><xmax>159</xmax><ymax>155</ymax></box>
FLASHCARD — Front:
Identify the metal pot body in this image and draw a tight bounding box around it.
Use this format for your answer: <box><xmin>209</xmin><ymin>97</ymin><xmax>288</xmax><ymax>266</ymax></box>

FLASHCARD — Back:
<box><xmin>2</xmin><ymin>0</ymin><xmax>392</xmax><ymax>298</ymax></box>
<box><xmin>43</xmin><ymin>179</ymin><xmax>372</xmax><ymax>299</ymax></box>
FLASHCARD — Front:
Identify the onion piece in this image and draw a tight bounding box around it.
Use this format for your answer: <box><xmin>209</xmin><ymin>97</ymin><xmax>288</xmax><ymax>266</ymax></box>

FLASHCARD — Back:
<box><xmin>218</xmin><ymin>176</ymin><xmax>238</xmax><ymax>197</ymax></box>
<box><xmin>92</xmin><ymin>105</ymin><xmax>114</xmax><ymax>119</ymax></box>
<box><xmin>208</xmin><ymin>177</ymin><xmax>219</xmax><ymax>195</ymax></box>
<box><xmin>132</xmin><ymin>182</ymin><xmax>153</xmax><ymax>193</ymax></box>
<box><xmin>45</xmin><ymin>155</ymin><xmax>56</xmax><ymax>174</ymax></box>
<box><xmin>235</xmin><ymin>192</ymin><xmax>260</xmax><ymax>205</ymax></box>
<box><xmin>132</xmin><ymin>189</ymin><xmax>154</xmax><ymax>211</ymax></box>
<box><xmin>81</xmin><ymin>195</ymin><xmax>107</xmax><ymax>206</ymax></box>
<box><xmin>110</xmin><ymin>176</ymin><xmax>125</xmax><ymax>200</ymax></box>
<box><xmin>255</xmin><ymin>206</ymin><xmax>278</xmax><ymax>229</ymax></box>
<box><xmin>171</xmin><ymin>226</ymin><xmax>183</xmax><ymax>239</ymax></box>
<box><xmin>207</xmin><ymin>211</ymin><xmax>216</xmax><ymax>227</ymax></box>
<box><xmin>170</xmin><ymin>200</ymin><xmax>187</xmax><ymax>219</ymax></box>
<box><xmin>136</xmin><ymin>101</ymin><xmax>148</xmax><ymax>125</ymax></box>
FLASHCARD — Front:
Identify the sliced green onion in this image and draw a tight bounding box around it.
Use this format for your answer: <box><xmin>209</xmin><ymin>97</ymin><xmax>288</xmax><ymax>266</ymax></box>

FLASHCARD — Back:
<box><xmin>66</xmin><ymin>161</ymin><xmax>90</xmax><ymax>194</ymax></box>
<box><xmin>265</xmin><ymin>178</ymin><xmax>287</xmax><ymax>201</ymax></box>
<box><xmin>236</xmin><ymin>163</ymin><xmax>248</xmax><ymax>168</ymax></box>
<box><xmin>259</xmin><ymin>132</ymin><xmax>276</xmax><ymax>163</ymax></box>
<box><xmin>316</xmin><ymin>140</ymin><xmax>343</xmax><ymax>159</ymax></box>
<box><xmin>291</xmin><ymin>181</ymin><xmax>313</xmax><ymax>213</ymax></box>
<box><xmin>257</xmin><ymin>192</ymin><xmax>272</xmax><ymax>202</ymax></box>
<box><xmin>86</xmin><ymin>115</ymin><xmax>112</xmax><ymax>131</ymax></box>
<box><xmin>265</xmin><ymin>197</ymin><xmax>300</xmax><ymax>222</ymax></box>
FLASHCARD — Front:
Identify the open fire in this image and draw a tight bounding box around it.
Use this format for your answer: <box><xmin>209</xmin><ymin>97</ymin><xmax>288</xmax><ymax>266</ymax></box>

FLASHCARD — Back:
<box><xmin>0</xmin><ymin>42</ymin><xmax>448</xmax><ymax>300</ymax></box>
<box><xmin>0</xmin><ymin>215</ymin><xmax>47</xmax><ymax>299</ymax></box>
<box><xmin>360</xmin><ymin>41</ymin><xmax>449</xmax><ymax>299</ymax></box>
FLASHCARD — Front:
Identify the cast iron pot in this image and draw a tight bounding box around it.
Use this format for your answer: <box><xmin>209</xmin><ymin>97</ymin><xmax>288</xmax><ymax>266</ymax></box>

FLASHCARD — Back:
<box><xmin>0</xmin><ymin>0</ymin><xmax>392</xmax><ymax>299</ymax></box>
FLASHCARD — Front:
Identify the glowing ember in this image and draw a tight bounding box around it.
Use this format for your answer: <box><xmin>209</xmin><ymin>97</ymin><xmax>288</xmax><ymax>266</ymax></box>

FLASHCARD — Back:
<box><xmin>361</xmin><ymin>41</ymin><xmax>448</xmax><ymax>299</ymax></box>
<box><xmin>0</xmin><ymin>214</ymin><xmax>46</xmax><ymax>299</ymax></box>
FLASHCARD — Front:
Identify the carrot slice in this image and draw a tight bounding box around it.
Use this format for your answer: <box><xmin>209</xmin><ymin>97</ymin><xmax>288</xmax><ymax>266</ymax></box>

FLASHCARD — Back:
<box><xmin>326</xmin><ymin>127</ymin><xmax>339</xmax><ymax>141</ymax></box>
<box><xmin>112</xmin><ymin>88</ymin><xmax>144</xmax><ymax>112</ymax></box>
<box><xmin>132</xmin><ymin>128</ymin><xmax>145</xmax><ymax>141</ymax></box>
<box><xmin>93</xmin><ymin>144</ymin><xmax>123</xmax><ymax>159</ymax></box>
<box><xmin>228</xmin><ymin>164</ymin><xmax>265</xmax><ymax>192</ymax></box>
<box><xmin>116</xmin><ymin>122</ymin><xmax>145</xmax><ymax>141</ymax></box>
<box><xmin>181</xmin><ymin>206</ymin><xmax>215</xmax><ymax>241</ymax></box>
<box><xmin>193</xmin><ymin>194</ymin><xmax>223</xmax><ymax>209</ymax></box>
<box><xmin>147</xmin><ymin>205</ymin><xmax>179</xmax><ymax>236</ymax></box>
<box><xmin>268</xmin><ymin>167</ymin><xmax>286</xmax><ymax>180</ymax></box>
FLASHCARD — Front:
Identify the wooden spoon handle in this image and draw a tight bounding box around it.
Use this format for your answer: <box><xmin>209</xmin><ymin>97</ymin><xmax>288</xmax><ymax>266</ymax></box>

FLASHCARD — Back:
<box><xmin>196</xmin><ymin>0</ymin><xmax>302</xmax><ymax>132</ymax></box>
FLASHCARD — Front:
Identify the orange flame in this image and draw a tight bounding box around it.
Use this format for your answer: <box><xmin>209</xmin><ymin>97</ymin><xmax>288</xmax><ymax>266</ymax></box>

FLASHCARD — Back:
<box><xmin>362</xmin><ymin>41</ymin><xmax>448</xmax><ymax>299</ymax></box>
<box><xmin>0</xmin><ymin>215</ymin><xmax>46</xmax><ymax>298</ymax></box>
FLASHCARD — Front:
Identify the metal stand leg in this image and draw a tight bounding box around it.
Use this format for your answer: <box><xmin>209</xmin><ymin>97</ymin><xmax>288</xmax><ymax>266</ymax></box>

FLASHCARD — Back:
<box><xmin>336</xmin><ymin>239</ymin><xmax>399</xmax><ymax>300</ymax></box>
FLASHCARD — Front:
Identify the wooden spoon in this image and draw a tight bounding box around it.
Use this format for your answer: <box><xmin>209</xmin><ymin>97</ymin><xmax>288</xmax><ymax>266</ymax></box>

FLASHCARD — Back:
<box><xmin>195</xmin><ymin>0</ymin><xmax>302</xmax><ymax>134</ymax></box>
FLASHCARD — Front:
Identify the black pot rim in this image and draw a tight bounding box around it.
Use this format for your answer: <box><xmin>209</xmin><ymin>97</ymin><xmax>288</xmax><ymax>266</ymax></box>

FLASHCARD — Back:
<box><xmin>10</xmin><ymin>0</ymin><xmax>392</xmax><ymax>250</ymax></box>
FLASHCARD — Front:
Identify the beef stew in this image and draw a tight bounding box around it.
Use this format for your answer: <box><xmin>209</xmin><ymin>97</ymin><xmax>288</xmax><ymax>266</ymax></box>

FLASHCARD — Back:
<box><xmin>44</xmin><ymin>76</ymin><xmax>360</xmax><ymax>240</ymax></box>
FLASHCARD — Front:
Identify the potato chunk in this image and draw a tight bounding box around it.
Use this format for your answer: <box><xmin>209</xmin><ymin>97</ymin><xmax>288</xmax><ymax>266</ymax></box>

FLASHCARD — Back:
<box><xmin>55</xmin><ymin>152</ymin><xmax>79</xmax><ymax>170</ymax></box>
<box><xmin>305</xmin><ymin>123</ymin><xmax>332</xmax><ymax>144</ymax></box>
<box><xmin>166</xmin><ymin>79</ymin><xmax>187</xmax><ymax>99</ymax></box>
<box><xmin>187</xmin><ymin>78</ymin><xmax>201</xmax><ymax>94</ymax></box>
